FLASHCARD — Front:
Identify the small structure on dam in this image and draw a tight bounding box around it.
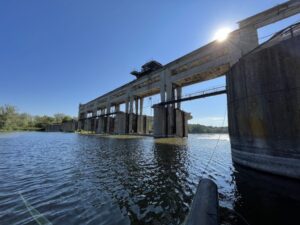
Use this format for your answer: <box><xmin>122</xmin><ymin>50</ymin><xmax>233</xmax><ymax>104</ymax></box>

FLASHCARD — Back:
<box><xmin>78</xmin><ymin>1</ymin><xmax>300</xmax><ymax>178</ymax></box>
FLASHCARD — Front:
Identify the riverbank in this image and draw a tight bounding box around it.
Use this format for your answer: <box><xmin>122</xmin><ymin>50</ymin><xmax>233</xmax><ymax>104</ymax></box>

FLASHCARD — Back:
<box><xmin>0</xmin><ymin>128</ymin><xmax>42</xmax><ymax>132</ymax></box>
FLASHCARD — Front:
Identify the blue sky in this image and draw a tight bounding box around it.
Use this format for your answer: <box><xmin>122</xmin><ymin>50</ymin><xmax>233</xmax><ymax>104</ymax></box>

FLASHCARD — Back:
<box><xmin>1</xmin><ymin>0</ymin><xmax>299</xmax><ymax>126</ymax></box>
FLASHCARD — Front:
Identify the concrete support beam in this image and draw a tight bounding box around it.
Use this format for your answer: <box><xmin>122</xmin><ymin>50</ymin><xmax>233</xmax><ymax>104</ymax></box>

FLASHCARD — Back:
<box><xmin>238</xmin><ymin>0</ymin><xmax>300</xmax><ymax>29</ymax></box>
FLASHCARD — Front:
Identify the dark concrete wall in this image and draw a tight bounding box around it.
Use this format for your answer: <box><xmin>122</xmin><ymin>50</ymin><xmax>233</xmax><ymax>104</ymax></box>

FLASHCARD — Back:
<box><xmin>61</xmin><ymin>120</ymin><xmax>77</xmax><ymax>132</ymax></box>
<box><xmin>45</xmin><ymin>124</ymin><xmax>62</xmax><ymax>132</ymax></box>
<box><xmin>154</xmin><ymin>105</ymin><xmax>190</xmax><ymax>138</ymax></box>
<box><xmin>227</xmin><ymin>35</ymin><xmax>300</xmax><ymax>179</ymax></box>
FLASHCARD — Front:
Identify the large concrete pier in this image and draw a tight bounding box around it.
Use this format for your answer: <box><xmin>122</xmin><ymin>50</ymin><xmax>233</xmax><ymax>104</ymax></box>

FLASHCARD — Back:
<box><xmin>227</xmin><ymin>32</ymin><xmax>300</xmax><ymax>179</ymax></box>
<box><xmin>78</xmin><ymin>1</ymin><xmax>300</xmax><ymax>178</ymax></box>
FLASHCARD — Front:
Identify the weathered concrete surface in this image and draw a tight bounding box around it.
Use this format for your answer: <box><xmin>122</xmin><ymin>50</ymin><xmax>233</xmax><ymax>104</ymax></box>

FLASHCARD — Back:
<box><xmin>45</xmin><ymin>120</ymin><xmax>78</xmax><ymax>132</ymax></box>
<box><xmin>153</xmin><ymin>105</ymin><xmax>167</xmax><ymax>138</ymax></box>
<box><xmin>137</xmin><ymin>115</ymin><xmax>144</xmax><ymax>134</ymax></box>
<box><xmin>61</xmin><ymin>120</ymin><xmax>77</xmax><ymax>132</ymax></box>
<box><xmin>84</xmin><ymin>119</ymin><xmax>92</xmax><ymax>131</ymax></box>
<box><xmin>153</xmin><ymin>105</ymin><xmax>190</xmax><ymax>138</ymax></box>
<box><xmin>45</xmin><ymin>124</ymin><xmax>62</xmax><ymax>132</ymax></box>
<box><xmin>227</xmin><ymin>35</ymin><xmax>300</xmax><ymax>179</ymax></box>
<box><xmin>96</xmin><ymin>117</ymin><xmax>105</xmax><ymax>133</ymax></box>
<box><xmin>175</xmin><ymin>109</ymin><xmax>190</xmax><ymax>137</ymax></box>
<box><xmin>114</xmin><ymin>112</ymin><xmax>128</xmax><ymax>134</ymax></box>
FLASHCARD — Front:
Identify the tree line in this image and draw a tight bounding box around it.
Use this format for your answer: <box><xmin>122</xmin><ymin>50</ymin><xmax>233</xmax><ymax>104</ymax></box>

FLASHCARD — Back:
<box><xmin>188</xmin><ymin>124</ymin><xmax>228</xmax><ymax>133</ymax></box>
<box><xmin>0</xmin><ymin>104</ymin><xmax>75</xmax><ymax>131</ymax></box>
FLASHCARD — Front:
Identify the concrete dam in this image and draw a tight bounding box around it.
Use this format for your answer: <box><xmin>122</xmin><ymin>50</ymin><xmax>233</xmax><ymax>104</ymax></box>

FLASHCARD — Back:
<box><xmin>78</xmin><ymin>1</ymin><xmax>300</xmax><ymax>179</ymax></box>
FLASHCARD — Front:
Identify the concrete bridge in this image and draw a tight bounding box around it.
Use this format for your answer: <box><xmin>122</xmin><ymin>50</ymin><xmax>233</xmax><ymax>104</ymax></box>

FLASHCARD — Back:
<box><xmin>78</xmin><ymin>1</ymin><xmax>300</xmax><ymax>179</ymax></box>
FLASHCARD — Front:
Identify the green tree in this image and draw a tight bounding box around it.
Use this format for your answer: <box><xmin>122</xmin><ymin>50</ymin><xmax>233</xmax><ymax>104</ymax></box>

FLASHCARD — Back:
<box><xmin>62</xmin><ymin>115</ymin><xmax>73</xmax><ymax>123</ymax></box>
<box><xmin>0</xmin><ymin>105</ymin><xmax>18</xmax><ymax>130</ymax></box>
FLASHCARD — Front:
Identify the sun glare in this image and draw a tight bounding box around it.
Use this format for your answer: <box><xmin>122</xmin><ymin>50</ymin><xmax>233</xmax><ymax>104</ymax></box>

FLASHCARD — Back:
<box><xmin>214</xmin><ymin>27</ymin><xmax>231</xmax><ymax>42</ymax></box>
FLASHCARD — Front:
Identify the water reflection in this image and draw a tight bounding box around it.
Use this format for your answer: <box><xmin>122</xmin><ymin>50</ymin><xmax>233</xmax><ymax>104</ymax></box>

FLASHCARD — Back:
<box><xmin>231</xmin><ymin>163</ymin><xmax>300</xmax><ymax>225</ymax></box>
<box><xmin>0</xmin><ymin>132</ymin><xmax>300</xmax><ymax>225</ymax></box>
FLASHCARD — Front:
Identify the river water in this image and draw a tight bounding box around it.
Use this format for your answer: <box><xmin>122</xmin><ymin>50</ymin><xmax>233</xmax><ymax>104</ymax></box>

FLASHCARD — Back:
<box><xmin>0</xmin><ymin>132</ymin><xmax>299</xmax><ymax>225</ymax></box>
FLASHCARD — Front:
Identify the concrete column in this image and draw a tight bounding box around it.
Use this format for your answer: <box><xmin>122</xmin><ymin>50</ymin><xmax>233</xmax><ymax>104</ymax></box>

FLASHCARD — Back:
<box><xmin>129</xmin><ymin>96</ymin><xmax>134</xmax><ymax>113</ymax></box>
<box><xmin>159</xmin><ymin>71</ymin><xmax>166</xmax><ymax>102</ymax></box>
<box><xmin>135</xmin><ymin>98</ymin><xmax>139</xmax><ymax>115</ymax></box>
<box><xmin>129</xmin><ymin>95</ymin><xmax>134</xmax><ymax>133</ymax></box>
<box><xmin>139</xmin><ymin>98</ymin><xmax>144</xmax><ymax>115</ymax></box>
<box><xmin>106</xmin><ymin>102</ymin><xmax>111</xmax><ymax>133</ymax></box>
<box><xmin>115</xmin><ymin>104</ymin><xmax>120</xmax><ymax>112</ymax></box>
<box><xmin>166</xmin><ymin>83</ymin><xmax>174</xmax><ymax>101</ymax></box>
<box><xmin>238</xmin><ymin>25</ymin><xmax>259</xmax><ymax>56</ymax></box>
<box><xmin>153</xmin><ymin>105</ymin><xmax>167</xmax><ymax>138</ymax></box>
<box><xmin>125</xmin><ymin>98</ymin><xmax>129</xmax><ymax>114</ymax></box>
<box><xmin>177</xmin><ymin>87</ymin><xmax>182</xmax><ymax>109</ymax></box>
<box><xmin>166</xmin><ymin>83</ymin><xmax>175</xmax><ymax>136</ymax></box>
<box><xmin>227</xmin><ymin>35</ymin><xmax>300</xmax><ymax>179</ymax></box>
<box><xmin>137</xmin><ymin>97</ymin><xmax>144</xmax><ymax>134</ymax></box>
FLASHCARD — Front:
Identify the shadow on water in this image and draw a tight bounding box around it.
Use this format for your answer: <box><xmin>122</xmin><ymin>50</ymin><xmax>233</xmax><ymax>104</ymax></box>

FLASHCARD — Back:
<box><xmin>225</xmin><ymin>163</ymin><xmax>300</xmax><ymax>225</ymax></box>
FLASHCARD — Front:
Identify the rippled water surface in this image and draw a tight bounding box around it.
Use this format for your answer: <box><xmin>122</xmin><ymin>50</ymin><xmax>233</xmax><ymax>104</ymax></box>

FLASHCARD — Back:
<box><xmin>0</xmin><ymin>132</ymin><xmax>300</xmax><ymax>225</ymax></box>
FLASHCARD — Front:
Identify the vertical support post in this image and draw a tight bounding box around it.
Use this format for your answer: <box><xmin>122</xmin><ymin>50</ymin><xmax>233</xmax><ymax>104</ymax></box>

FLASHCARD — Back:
<box><xmin>166</xmin><ymin>82</ymin><xmax>175</xmax><ymax>136</ymax></box>
<box><xmin>135</xmin><ymin>97</ymin><xmax>139</xmax><ymax>115</ymax></box>
<box><xmin>129</xmin><ymin>95</ymin><xmax>134</xmax><ymax>133</ymax></box>
<box><xmin>238</xmin><ymin>25</ymin><xmax>259</xmax><ymax>56</ymax></box>
<box><xmin>177</xmin><ymin>86</ymin><xmax>182</xmax><ymax>109</ymax></box>
<box><xmin>115</xmin><ymin>104</ymin><xmax>120</xmax><ymax>112</ymax></box>
<box><xmin>140</xmin><ymin>98</ymin><xmax>144</xmax><ymax>115</ymax></box>
<box><xmin>160</xmin><ymin>71</ymin><xmax>166</xmax><ymax>102</ymax></box>
<box><xmin>106</xmin><ymin>101</ymin><xmax>111</xmax><ymax>133</ymax></box>
<box><xmin>125</xmin><ymin>98</ymin><xmax>129</xmax><ymax>114</ymax></box>
<box><xmin>129</xmin><ymin>95</ymin><xmax>134</xmax><ymax>114</ymax></box>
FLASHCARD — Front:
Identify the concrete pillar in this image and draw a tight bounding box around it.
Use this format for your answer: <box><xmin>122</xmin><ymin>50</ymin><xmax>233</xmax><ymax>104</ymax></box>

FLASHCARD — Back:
<box><xmin>153</xmin><ymin>105</ymin><xmax>167</xmax><ymax>138</ymax></box>
<box><xmin>114</xmin><ymin>112</ymin><xmax>127</xmax><ymax>134</ymax></box>
<box><xmin>114</xmin><ymin>104</ymin><xmax>119</xmax><ymax>113</ymax></box>
<box><xmin>125</xmin><ymin>98</ymin><xmax>129</xmax><ymax>114</ymax></box>
<box><xmin>177</xmin><ymin>86</ymin><xmax>182</xmax><ymax>109</ymax></box>
<box><xmin>227</xmin><ymin>35</ymin><xmax>300</xmax><ymax>179</ymax></box>
<box><xmin>166</xmin><ymin>83</ymin><xmax>175</xmax><ymax>136</ymax></box>
<box><xmin>160</xmin><ymin>71</ymin><xmax>166</xmax><ymax>102</ymax></box>
<box><xmin>139</xmin><ymin>98</ymin><xmax>144</xmax><ymax>115</ymax></box>
<box><xmin>137</xmin><ymin>97</ymin><xmax>145</xmax><ymax>134</ymax></box>
<box><xmin>135</xmin><ymin>98</ymin><xmax>139</xmax><ymax>115</ymax></box>
<box><xmin>238</xmin><ymin>25</ymin><xmax>259</xmax><ymax>56</ymax></box>
<box><xmin>129</xmin><ymin>95</ymin><xmax>134</xmax><ymax>133</ymax></box>
<box><xmin>106</xmin><ymin>102</ymin><xmax>111</xmax><ymax>133</ymax></box>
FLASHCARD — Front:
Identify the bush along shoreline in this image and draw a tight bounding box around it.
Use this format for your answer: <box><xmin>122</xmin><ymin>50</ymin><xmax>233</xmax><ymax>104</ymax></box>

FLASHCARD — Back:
<box><xmin>0</xmin><ymin>104</ymin><xmax>75</xmax><ymax>132</ymax></box>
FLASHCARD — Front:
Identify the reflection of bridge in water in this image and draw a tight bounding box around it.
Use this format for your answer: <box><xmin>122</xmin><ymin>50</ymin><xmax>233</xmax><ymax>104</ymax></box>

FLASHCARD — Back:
<box><xmin>78</xmin><ymin>1</ymin><xmax>300</xmax><ymax>179</ymax></box>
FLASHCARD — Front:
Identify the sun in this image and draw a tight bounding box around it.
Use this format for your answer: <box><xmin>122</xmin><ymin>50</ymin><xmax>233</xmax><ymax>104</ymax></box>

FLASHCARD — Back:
<box><xmin>214</xmin><ymin>27</ymin><xmax>231</xmax><ymax>42</ymax></box>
